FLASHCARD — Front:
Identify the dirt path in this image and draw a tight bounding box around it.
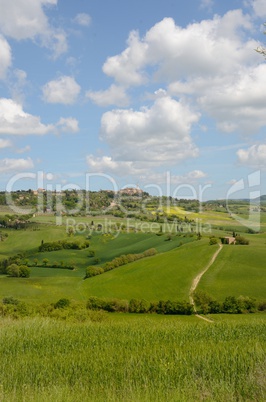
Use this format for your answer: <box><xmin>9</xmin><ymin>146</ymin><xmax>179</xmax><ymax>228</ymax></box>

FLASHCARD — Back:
<box><xmin>189</xmin><ymin>243</ymin><xmax>223</xmax><ymax>321</ymax></box>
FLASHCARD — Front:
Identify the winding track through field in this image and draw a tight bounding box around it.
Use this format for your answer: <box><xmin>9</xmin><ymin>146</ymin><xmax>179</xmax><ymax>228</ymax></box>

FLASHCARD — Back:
<box><xmin>189</xmin><ymin>243</ymin><xmax>223</xmax><ymax>322</ymax></box>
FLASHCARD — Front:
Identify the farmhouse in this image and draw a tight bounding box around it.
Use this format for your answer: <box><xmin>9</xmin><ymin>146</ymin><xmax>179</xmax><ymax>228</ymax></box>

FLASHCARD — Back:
<box><xmin>221</xmin><ymin>236</ymin><xmax>236</xmax><ymax>245</ymax></box>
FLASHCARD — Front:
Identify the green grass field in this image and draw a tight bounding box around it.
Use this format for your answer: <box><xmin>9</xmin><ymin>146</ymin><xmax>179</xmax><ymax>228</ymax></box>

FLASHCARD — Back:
<box><xmin>81</xmin><ymin>239</ymin><xmax>215</xmax><ymax>301</ymax></box>
<box><xmin>0</xmin><ymin>239</ymin><xmax>212</xmax><ymax>303</ymax></box>
<box><xmin>0</xmin><ymin>207</ymin><xmax>265</xmax><ymax>306</ymax></box>
<box><xmin>198</xmin><ymin>236</ymin><xmax>266</xmax><ymax>301</ymax></box>
<box><xmin>0</xmin><ymin>207</ymin><xmax>265</xmax><ymax>401</ymax></box>
<box><xmin>0</xmin><ymin>315</ymin><xmax>265</xmax><ymax>402</ymax></box>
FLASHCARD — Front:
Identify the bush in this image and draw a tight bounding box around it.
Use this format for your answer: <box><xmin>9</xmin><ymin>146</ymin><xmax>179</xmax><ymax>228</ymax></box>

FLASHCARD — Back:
<box><xmin>18</xmin><ymin>265</ymin><xmax>31</xmax><ymax>278</ymax></box>
<box><xmin>39</xmin><ymin>239</ymin><xmax>90</xmax><ymax>252</ymax></box>
<box><xmin>7</xmin><ymin>263</ymin><xmax>20</xmax><ymax>277</ymax></box>
<box><xmin>7</xmin><ymin>264</ymin><xmax>30</xmax><ymax>278</ymax></box>
<box><xmin>2</xmin><ymin>296</ymin><xmax>20</xmax><ymax>305</ymax></box>
<box><xmin>235</xmin><ymin>236</ymin><xmax>249</xmax><ymax>245</ymax></box>
<box><xmin>54</xmin><ymin>298</ymin><xmax>70</xmax><ymax>309</ymax></box>
<box><xmin>88</xmin><ymin>250</ymin><xmax>95</xmax><ymax>257</ymax></box>
<box><xmin>209</xmin><ymin>237</ymin><xmax>218</xmax><ymax>245</ymax></box>
<box><xmin>86</xmin><ymin>297</ymin><xmax>107</xmax><ymax>311</ymax></box>
<box><xmin>84</xmin><ymin>266</ymin><xmax>104</xmax><ymax>278</ymax></box>
<box><xmin>129</xmin><ymin>299</ymin><xmax>150</xmax><ymax>313</ymax></box>
<box><xmin>223</xmin><ymin>296</ymin><xmax>242</xmax><ymax>314</ymax></box>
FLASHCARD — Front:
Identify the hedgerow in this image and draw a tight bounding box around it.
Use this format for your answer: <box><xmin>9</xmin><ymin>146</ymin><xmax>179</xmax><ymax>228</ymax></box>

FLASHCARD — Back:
<box><xmin>38</xmin><ymin>239</ymin><xmax>90</xmax><ymax>252</ymax></box>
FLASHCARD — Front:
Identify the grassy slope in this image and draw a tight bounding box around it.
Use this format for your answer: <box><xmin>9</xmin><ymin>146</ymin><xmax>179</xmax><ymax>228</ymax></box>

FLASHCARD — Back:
<box><xmin>26</xmin><ymin>232</ymin><xmax>195</xmax><ymax>271</ymax></box>
<box><xmin>198</xmin><ymin>234</ymin><xmax>266</xmax><ymax>300</ymax></box>
<box><xmin>0</xmin><ymin>231</ymin><xmax>197</xmax><ymax>303</ymax></box>
<box><xmin>81</xmin><ymin>239</ymin><xmax>216</xmax><ymax>301</ymax></box>
<box><xmin>0</xmin><ymin>226</ymin><xmax>67</xmax><ymax>259</ymax></box>
<box><xmin>0</xmin><ymin>211</ymin><xmax>265</xmax><ymax>304</ymax></box>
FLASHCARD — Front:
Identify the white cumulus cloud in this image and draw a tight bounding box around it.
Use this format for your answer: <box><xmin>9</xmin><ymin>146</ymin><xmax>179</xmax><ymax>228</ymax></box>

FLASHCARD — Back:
<box><xmin>198</xmin><ymin>64</ymin><xmax>266</xmax><ymax>134</ymax></box>
<box><xmin>57</xmin><ymin>117</ymin><xmax>79</xmax><ymax>133</ymax></box>
<box><xmin>0</xmin><ymin>98</ymin><xmax>79</xmax><ymax>135</ymax></box>
<box><xmin>0</xmin><ymin>98</ymin><xmax>53</xmax><ymax>135</ymax></box>
<box><xmin>237</xmin><ymin>144</ymin><xmax>266</xmax><ymax>168</ymax></box>
<box><xmin>102</xmin><ymin>11</ymin><xmax>254</xmax><ymax>87</ymax></box>
<box><xmin>103</xmin><ymin>30</ymin><xmax>148</xmax><ymax>86</ymax></box>
<box><xmin>86</xmin><ymin>155</ymin><xmax>139</xmax><ymax>176</ymax></box>
<box><xmin>0</xmin><ymin>0</ymin><xmax>67</xmax><ymax>58</ymax></box>
<box><xmin>0</xmin><ymin>157</ymin><xmax>34</xmax><ymax>173</ymax></box>
<box><xmin>86</xmin><ymin>85</ymin><xmax>129</xmax><ymax>107</ymax></box>
<box><xmin>42</xmin><ymin>76</ymin><xmax>81</xmax><ymax>104</ymax></box>
<box><xmin>252</xmin><ymin>0</ymin><xmax>266</xmax><ymax>18</ymax></box>
<box><xmin>87</xmin><ymin>96</ymin><xmax>200</xmax><ymax>177</ymax></box>
<box><xmin>0</xmin><ymin>35</ymin><xmax>12</xmax><ymax>79</ymax></box>
<box><xmin>99</xmin><ymin>96</ymin><xmax>199</xmax><ymax>165</ymax></box>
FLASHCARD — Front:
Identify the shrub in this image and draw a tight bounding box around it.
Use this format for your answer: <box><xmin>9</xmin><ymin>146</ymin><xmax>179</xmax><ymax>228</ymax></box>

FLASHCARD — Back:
<box><xmin>209</xmin><ymin>237</ymin><xmax>218</xmax><ymax>245</ymax></box>
<box><xmin>2</xmin><ymin>296</ymin><xmax>20</xmax><ymax>305</ymax></box>
<box><xmin>86</xmin><ymin>297</ymin><xmax>107</xmax><ymax>311</ymax></box>
<box><xmin>235</xmin><ymin>236</ymin><xmax>249</xmax><ymax>245</ymax></box>
<box><xmin>7</xmin><ymin>263</ymin><xmax>20</xmax><ymax>277</ymax></box>
<box><xmin>258</xmin><ymin>300</ymin><xmax>266</xmax><ymax>311</ymax></box>
<box><xmin>85</xmin><ymin>266</ymin><xmax>104</xmax><ymax>278</ymax></box>
<box><xmin>237</xmin><ymin>296</ymin><xmax>257</xmax><ymax>313</ymax></box>
<box><xmin>223</xmin><ymin>296</ymin><xmax>242</xmax><ymax>314</ymax></box>
<box><xmin>19</xmin><ymin>265</ymin><xmax>31</xmax><ymax>278</ymax></box>
<box><xmin>6</xmin><ymin>264</ymin><xmax>30</xmax><ymax>278</ymax></box>
<box><xmin>39</xmin><ymin>239</ymin><xmax>90</xmax><ymax>252</ymax></box>
<box><xmin>54</xmin><ymin>298</ymin><xmax>70</xmax><ymax>309</ymax></box>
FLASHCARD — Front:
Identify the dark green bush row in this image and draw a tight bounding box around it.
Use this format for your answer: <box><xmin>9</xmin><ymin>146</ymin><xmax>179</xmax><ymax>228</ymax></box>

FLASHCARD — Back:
<box><xmin>87</xmin><ymin>294</ymin><xmax>266</xmax><ymax>315</ymax></box>
<box><xmin>39</xmin><ymin>239</ymin><xmax>90</xmax><ymax>252</ymax></box>
<box><xmin>84</xmin><ymin>248</ymin><xmax>157</xmax><ymax>278</ymax></box>
<box><xmin>86</xmin><ymin>296</ymin><xmax>194</xmax><ymax>315</ymax></box>
<box><xmin>194</xmin><ymin>291</ymin><xmax>265</xmax><ymax>314</ymax></box>
<box><xmin>0</xmin><ymin>298</ymin><xmax>106</xmax><ymax>322</ymax></box>
<box><xmin>35</xmin><ymin>263</ymin><xmax>76</xmax><ymax>270</ymax></box>
<box><xmin>0</xmin><ymin>295</ymin><xmax>265</xmax><ymax>320</ymax></box>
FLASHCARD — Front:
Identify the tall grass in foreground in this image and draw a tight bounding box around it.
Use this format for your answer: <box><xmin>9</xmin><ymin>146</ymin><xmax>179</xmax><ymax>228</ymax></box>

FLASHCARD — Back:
<box><xmin>0</xmin><ymin>317</ymin><xmax>265</xmax><ymax>402</ymax></box>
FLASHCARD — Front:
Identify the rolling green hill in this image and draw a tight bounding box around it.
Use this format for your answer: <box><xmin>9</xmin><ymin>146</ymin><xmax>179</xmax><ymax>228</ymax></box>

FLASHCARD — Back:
<box><xmin>198</xmin><ymin>236</ymin><xmax>266</xmax><ymax>301</ymax></box>
<box><xmin>80</xmin><ymin>239</ymin><xmax>216</xmax><ymax>301</ymax></box>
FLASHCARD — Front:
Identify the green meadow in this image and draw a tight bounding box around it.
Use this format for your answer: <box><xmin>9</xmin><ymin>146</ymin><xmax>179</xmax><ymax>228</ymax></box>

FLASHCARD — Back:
<box><xmin>0</xmin><ymin>204</ymin><xmax>266</xmax><ymax>401</ymax></box>
<box><xmin>0</xmin><ymin>315</ymin><xmax>265</xmax><ymax>402</ymax></box>
<box><xmin>0</xmin><ymin>212</ymin><xmax>266</xmax><ymax>304</ymax></box>
<box><xmin>81</xmin><ymin>239</ymin><xmax>215</xmax><ymax>301</ymax></box>
<box><xmin>198</xmin><ymin>234</ymin><xmax>266</xmax><ymax>301</ymax></box>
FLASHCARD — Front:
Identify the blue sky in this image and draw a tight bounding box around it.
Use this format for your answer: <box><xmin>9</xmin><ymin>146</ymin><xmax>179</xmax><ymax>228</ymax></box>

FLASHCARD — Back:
<box><xmin>0</xmin><ymin>0</ymin><xmax>266</xmax><ymax>200</ymax></box>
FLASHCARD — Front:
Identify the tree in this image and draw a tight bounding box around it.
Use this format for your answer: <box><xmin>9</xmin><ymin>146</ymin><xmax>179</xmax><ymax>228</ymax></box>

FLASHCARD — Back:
<box><xmin>7</xmin><ymin>263</ymin><xmax>20</xmax><ymax>277</ymax></box>
<box><xmin>255</xmin><ymin>23</ymin><xmax>266</xmax><ymax>57</ymax></box>
<box><xmin>19</xmin><ymin>265</ymin><xmax>31</xmax><ymax>278</ymax></box>
<box><xmin>7</xmin><ymin>263</ymin><xmax>30</xmax><ymax>278</ymax></box>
